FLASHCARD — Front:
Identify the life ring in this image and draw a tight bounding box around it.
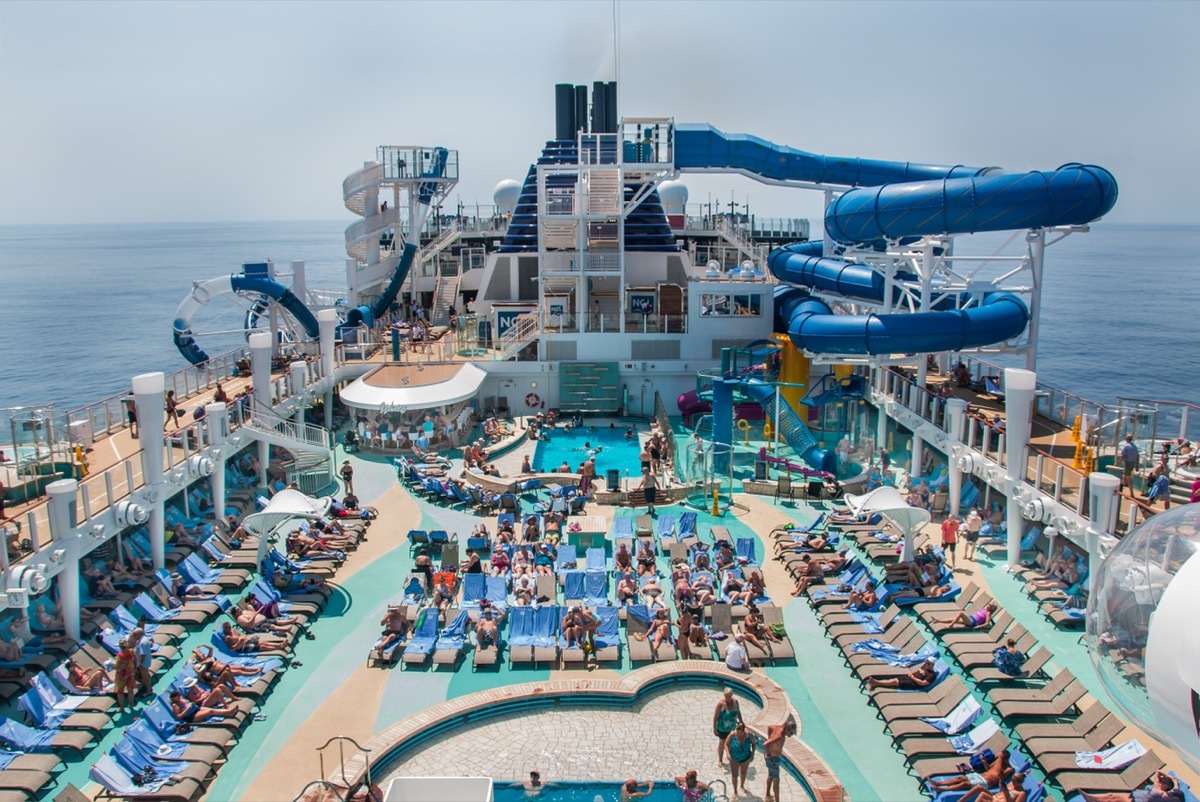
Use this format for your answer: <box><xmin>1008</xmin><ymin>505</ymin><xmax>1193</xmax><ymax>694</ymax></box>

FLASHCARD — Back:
<box><xmin>525</xmin><ymin>392</ymin><xmax>541</xmax><ymax>408</ymax></box>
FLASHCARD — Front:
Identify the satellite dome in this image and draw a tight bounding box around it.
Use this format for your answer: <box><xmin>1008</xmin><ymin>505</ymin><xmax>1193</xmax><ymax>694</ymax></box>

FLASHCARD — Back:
<box><xmin>1085</xmin><ymin>503</ymin><xmax>1200</xmax><ymax>771</ymax></box>
<box><xmin>493</xmin><ymin>180</ymin><xmax>521</xmax><ymax>215</ymax></box>
<box><xmin>658</xmin><ymin>180</ymin><xmax>689</xmax><ymax>214</ymax></box>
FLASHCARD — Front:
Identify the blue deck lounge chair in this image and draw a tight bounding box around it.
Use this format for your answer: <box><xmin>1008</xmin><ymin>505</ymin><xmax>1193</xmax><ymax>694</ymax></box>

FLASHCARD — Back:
<box><xmin>611</xmin><ymin>517</ymin><xmax>634</xmax><ymax>547</ymax></box>
<box><xmin>585</xmin><ymin>547</ymin><xmax>606</xmax><ymax>572</ymax></box>
<box><xmin>433</xmin><ymin>610</ymin><xmax>471</xmax><ymax>665</ymax></box>
<box><xmin>678</xmin><ymin>512</ymin><xmax>698</xmax><ymax>536</ymax></box>
<box><xmin>592</xmin><ymin>606</ymin><xmax>620</xmax><ymax>662</ymax></box>
<box><xmin>530</xmin><ymin>605</ymin><xmax>560</xmax><ymax>664</ymax></box>
<box><xmin>555</xmin><ymin>545</ymin><xmax>579</xmax><ymax>574</ymax></box>
<box><xmin>656</xmin><ymin>515</ymin><xmax>678</xmax><ymax>551</ymax></box>
<box><xmin>735</xmin><ymin>537</ymin><xmax>758</xmax><ymax>567</ymax></box>
<box><xmin>584</xmin><ymin>570</ymin><xmax>609</xmax><ymax>607</ymax></box>
<box><xmin>507</xmin><ymin>607</ymin><xmax>537</xmax><ymax>664</ymax></box>
<box><xmin>0</xmin><ymin>715</ymin><xmax>82</xmax><ymax>755</ymax></box>
<box><xmin>400</xmin><ymin>611</ymin><xmax>440</xmax><ymax>668</ymax></box>
<box><xmin>407</xmin><ymin>530</ymin><xmax>430</xmax><ymax>556</ymax></box>
<box><xmin>460</xmin><ymin>574</ymin><xmax>487</xmax><ymax>615</ymax></box>
<box><xmin>90</xmin><ymin>752</ymin><xmax>199</xmax><ymax>799</ymax></box>
<box><xmin>563</xmin><ymin>571</ymin><xmax>586</xmax><ymax>605</ymax></box>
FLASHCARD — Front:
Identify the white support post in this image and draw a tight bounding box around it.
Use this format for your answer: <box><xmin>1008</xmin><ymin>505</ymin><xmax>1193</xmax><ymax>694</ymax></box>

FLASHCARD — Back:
<box><xmin>946</xmin><ymin>399</ymin><xmax>969</xmax><ymax>517</ymax></box>
<box><xmin>1004</xmin><ymin>368</ymin><xmax>1037</xmax><ymax>567</ymax></box>
<box><xmin>132</xmin><ymin>372</ymin><xmax>167</xmax><ymax>571</ymax></box>
<box><xmin>911</xmin><ymin>434</ymin><xmax>924</xmax><ymax>481</ymax></box>
<box><xmin>1024</xmin><ymin>230</ymin><xmax>1045</xmax><ymax>372</ymax></box>
<box><xmin>249</xmin><ymin>331</ymin><xmax>273</xmax><ymax>488</ymax></box>
<box><xmin>46</xmin><ymin>479</ymin><xmax>81</xmax><ymax>641</ymax></box>
<box><xmin>290</xmin><ymin>361</ymin><xmax>307</xmax><ymax>426</ymax></box>
<box><xmin>318</xmin><ymin>309</ymin><xmax>337</xmax><ymax>433</ymax></box>
<box><xmin>1086</xmin><ymin>472</ymin><xmax>1121</xmax><ymax>583</ymax></box>
<box><xmin>206</xmin><ymin>402</ymin><xmax>228</xmax><ymax>519</ymax></box>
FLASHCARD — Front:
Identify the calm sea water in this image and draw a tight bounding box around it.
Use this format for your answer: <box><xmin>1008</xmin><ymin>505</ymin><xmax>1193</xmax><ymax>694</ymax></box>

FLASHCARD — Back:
<box><xmin>0</xmin><ymin>221</ymin><xmax>1195</xmax><ymax>431</ymax></box>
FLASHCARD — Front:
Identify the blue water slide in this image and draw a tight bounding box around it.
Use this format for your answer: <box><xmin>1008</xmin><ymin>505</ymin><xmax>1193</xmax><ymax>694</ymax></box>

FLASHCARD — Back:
<box><xmin>173</xmin><ymin>275</ymin><xmax>321</xmax><ymax>365</ymax></box>
<box><xmin>344</xmin><ymin>242</ymin><xmax>419</xmax><ymax>328</ymax></box>
<box><xmin>739</xmin><ymin>378</ymin><xmax>836</xmax><ymax>474</ymax></box>
<box><xmin>676</xmin><ymin>124</ymin><xmax>1117</xmax><ymax>356</ymax></box>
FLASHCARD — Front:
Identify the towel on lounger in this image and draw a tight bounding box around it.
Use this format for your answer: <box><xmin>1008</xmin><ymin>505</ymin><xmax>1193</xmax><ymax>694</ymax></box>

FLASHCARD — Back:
<box><xmin>949</xmin><ymin>719</ymin><xmax>1001</xmax><ymax>754</ymax></box>
<box><xmin>1074</xmin><ymin>739</ymin><xmax>1148</xmax><ymax>770</ymax></box>
<box><xmin>920</xmin><ymin>696</ymin><xmax>983</xmax><ymax>735</ymax></box>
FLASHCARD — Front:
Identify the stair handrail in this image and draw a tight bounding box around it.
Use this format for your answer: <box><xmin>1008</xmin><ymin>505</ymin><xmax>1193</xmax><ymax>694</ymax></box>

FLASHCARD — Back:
<box><xmin>315</xmin><ymin>736</ymin><xmax>373</xmax><ymax>799</ymax></box>
<box><xmin>247</xmin><ymin>400</ymin><xmax>331</xmax><ymax>449</ymax></box>
<box><xmin>496</xmin><ymin>312</ymin><xmax>540</xmax><ymax>361</ymax></box>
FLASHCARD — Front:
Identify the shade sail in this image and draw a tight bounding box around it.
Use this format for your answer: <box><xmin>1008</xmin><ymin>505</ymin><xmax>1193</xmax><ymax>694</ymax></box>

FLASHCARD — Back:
<box><xmin>340</xmin><ymin>363</ymin><xmax>488</xmax><ymax>412</ymax></box>
<box><xmin>239</xmin><ymin>489</ymin><xmax>332</xmax><ymax>539</ymax></box>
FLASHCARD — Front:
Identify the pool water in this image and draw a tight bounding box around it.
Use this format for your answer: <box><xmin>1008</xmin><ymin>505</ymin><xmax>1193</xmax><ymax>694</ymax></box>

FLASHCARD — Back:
<box><xmin>494</xmin><ymin>781</ymin><xmax>682</xmax><ymax>802</ymax></box>
<box><xmin>532</xmin><ymin>423</ymin><xmax>646</xmax><ymax>476</ymax></box>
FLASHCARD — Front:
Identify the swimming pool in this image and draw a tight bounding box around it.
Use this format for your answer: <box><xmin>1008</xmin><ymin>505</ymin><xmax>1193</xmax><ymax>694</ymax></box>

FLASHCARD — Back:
<box><xmin>531</xmin><ymin>423</ymin><xmax>646</xmax><ymax>476</ymax></box>
<box><xmin>493</xmin><ymin>780</ymin><xmax>685</xmax><ymax>801</ymax></box>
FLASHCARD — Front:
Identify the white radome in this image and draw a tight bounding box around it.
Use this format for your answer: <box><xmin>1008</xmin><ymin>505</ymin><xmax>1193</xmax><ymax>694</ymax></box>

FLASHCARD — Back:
<box><xmin>658</xmin><ymin>180</ymin><xmax>689</xmax><ymax>214</ymax></box>
<box><xmin>493</xmin><ymin>180</ymin><xmax>521</xmax><ymax>215</ymax></box>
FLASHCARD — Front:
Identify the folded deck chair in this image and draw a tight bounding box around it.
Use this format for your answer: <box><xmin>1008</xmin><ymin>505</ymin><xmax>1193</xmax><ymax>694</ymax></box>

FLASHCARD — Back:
<box><xmin>635</xmin><ymin>515</ymin><xmax>653</xmax><ymax>537</ymax></box>
<box><xmin>433</xmin><ymin>610</ymin><xmax>471</xmax><ymax>665</ymax></box>
<box><xmin>507</xmin><ymin>607</ymin><xmax>536</xmax><ymax>665</ymax></box>
<box><xmin>401</xmin><ymin>611</ymin><xmax>440</xmax><ymax>668</ymax></box>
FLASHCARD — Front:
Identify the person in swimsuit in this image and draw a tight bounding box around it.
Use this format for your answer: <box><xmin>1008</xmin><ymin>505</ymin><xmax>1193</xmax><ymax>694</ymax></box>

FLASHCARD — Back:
<box><xmin>742</xmin><ymin>603</ymin><xmax>780</xmax><ymax>651</ymax></box>
<box><xmin>635</xmin><ymin>609</ymin><xmax>673</xmax><ymax>656</ymax></box>
<box><xmin>614</xmin><ymin>544</ymin><xmax>633</xmax><ymax>573</ymax></box>
<box><xmin>713</xmin><ymin>688</ymin><xmax>743</xmax><ymax>767</ymax></box>
<box><xmin>619</xmin><ymin>778</ymin><xmax>654</xmax><ymax>802</ymax></box>
<box><xmin>65</xmin><ymin>659</ymin><xmax>111</xmax><ymax>692</ymax></box>
<box><xmin>616</xmin><ymin>570</ymin><xmax>639</xmax><ymax>606</ymax></box>
<box><xmin>639</xmin><ymin>576</ymin><xmax>667</xmax><ymax>610</ymax></box>
<box><xmin>930</xmin><ymin>750</ymin><xmax>1014</xmax><ymax>796</ymax></box>
<box><xmin>113</xmin><ymin>638</ymin><xmax>137</xmax><ymax>713</ymax></box>
<box><xmin>168</xmin><ymin>689</ymin><xmax>238</xmax><ymax>724</ymax></box>
<box><xmin>1081</xmin><ymin>770</ymin><xmax>1183</xmax><ymax>802</ymax></box>
<box><xmin>674</xmin><ymin>770</ymin><xmax>708</xmax><ymax>802</ymax></box>
<box><xmin>867</xmin><ymin>658</ymin><xmax>938</xmax><ymax>690</ymax></box>
<box><xmin>726</xmin><ymin>721</ymin><xmax>756</xmax><ymax>797</ymax></box>
<box><xmin>476</xmin><ymin>610</ymin><xmax>500</xmax><ymax>647</ymax></box>
<box><xmin>933</xmin><ymin>602</ymin><xmax>998</xmax><ymax>630</ymax></box>
<box><xmin>636</xmin><ymin>542</ymin><xmax>657</xmax><ymax>578</ymax></box>
<box><xmin>763</xmin><ymin>715</ymin><xmax>797</xmax><ymax>802</ymax></box>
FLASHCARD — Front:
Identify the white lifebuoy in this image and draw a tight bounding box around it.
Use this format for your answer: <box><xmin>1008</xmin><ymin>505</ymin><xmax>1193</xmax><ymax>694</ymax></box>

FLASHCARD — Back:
<box><xmin>525</xmin><ymin>392</ymin><xmax>541</xmax><ymax>408</ymax></box>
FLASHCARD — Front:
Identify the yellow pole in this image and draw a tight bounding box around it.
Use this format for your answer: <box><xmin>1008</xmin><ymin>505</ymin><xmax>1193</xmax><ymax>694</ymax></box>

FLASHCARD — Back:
<box><xmin>711</xmin><ymin>484</ymin><xmax>720</xmax><ymax>516</ymax></box>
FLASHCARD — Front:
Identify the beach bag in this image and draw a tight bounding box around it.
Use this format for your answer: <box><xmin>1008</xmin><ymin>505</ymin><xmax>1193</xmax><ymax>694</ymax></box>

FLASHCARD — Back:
<box><xmin>132</xmin><ymin>765</ymin><xmax>160</xmax><ymax>786</ymax></box>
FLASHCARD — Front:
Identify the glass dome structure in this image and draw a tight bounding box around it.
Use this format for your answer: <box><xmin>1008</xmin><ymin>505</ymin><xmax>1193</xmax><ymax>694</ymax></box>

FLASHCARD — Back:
<box><xmin>1085</xmin><ymin>503</ymin><xmax>1200</xmax><ymax>771</ymax></box>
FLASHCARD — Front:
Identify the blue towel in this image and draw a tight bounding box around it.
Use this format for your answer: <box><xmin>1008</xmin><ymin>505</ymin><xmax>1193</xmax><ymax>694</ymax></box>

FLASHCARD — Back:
<box><xmin>849</xmin><ymin>611</ymin><xmax>884</xmax><ymax>634</ymax></box>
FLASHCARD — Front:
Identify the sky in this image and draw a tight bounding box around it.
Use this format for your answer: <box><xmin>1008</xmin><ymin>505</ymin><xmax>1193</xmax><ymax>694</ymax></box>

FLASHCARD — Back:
<box><xmin>0</xmin><ymin>0</ymin><xmax>1196</xmax><ymax>227</ymax></box>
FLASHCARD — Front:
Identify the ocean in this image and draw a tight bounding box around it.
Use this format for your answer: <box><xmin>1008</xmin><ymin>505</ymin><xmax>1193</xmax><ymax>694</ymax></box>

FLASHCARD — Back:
<box><xmin>0</xmin><ymin>221</ymin><xmax>1196</xmax><ymax>436</ymax></box>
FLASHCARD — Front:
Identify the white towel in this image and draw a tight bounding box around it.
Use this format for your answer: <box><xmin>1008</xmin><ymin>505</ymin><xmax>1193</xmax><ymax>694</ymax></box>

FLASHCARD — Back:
<box><xmin>920</xmin><ymin>696</ymin><xmax>983</xmax><ymax>735</ymax></box>
<box><xmin>1074</xmin><ymin>739</ymin><xmax>1148</xmax><ymax>770</ymax></box>
<box><xmin>949</xmin><ymin>719</ymin><xmax>1000</xmax><ymax>754</ymax></box>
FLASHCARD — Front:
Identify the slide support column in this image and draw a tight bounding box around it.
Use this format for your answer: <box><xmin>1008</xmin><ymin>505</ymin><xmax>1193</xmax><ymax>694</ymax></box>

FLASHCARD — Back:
<box><xmin>1004</xmin><ymin>368</ymin><xmax>1036</xmax><ymax>567</ymax></box>
<box><xmin>46</xmin><ymin>479</ymin><xmax>81</xmax><ymax>642</ymax></box>
<box><xmin>132</xmin><ymin>372</ymin><xmax>167</xmax><ymax>571</ymax></box>
<box><xmin>946</xmin><ymin>399</ymin><xmax>968</xmax><ymax>517</ymax></box>
<box><xmin>206</xmin><ymin>402</ymin><xmax>228</xmax><ymax>519</ymax></box>
<box><xmin>318</xmin><ymin>309</ymin><xmax>337</xmax><ymax>435</ymax></box>
<box><xmin>1086</xmin><ymin>473</ymin><xmax>1120</xmax><ymax>583</ymax></box>
<box><xmin>250</xmin><ymin>332</ymin><xmax>273</xmax><ymax>488</ymax></box>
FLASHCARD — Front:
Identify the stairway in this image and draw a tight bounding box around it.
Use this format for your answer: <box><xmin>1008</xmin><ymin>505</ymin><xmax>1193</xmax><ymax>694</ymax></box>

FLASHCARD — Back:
<box><xmin>430</xmin><ymin>259</ymin><xmax>461</xmax><ymax>326</ymax></box>
<box><xmin>496</xmin><ymin>312</ymin><xmax>540</xmax><ymax>361</ymax></box>
<box><xmin>243</xmin><ymin>403</ymin><xmax>333</xmax><ymax>459</ymax></box>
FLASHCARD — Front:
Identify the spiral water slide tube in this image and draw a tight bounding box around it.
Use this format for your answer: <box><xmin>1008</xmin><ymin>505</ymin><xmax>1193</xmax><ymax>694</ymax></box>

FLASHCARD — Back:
<box><xmin>674</xmin><ymin>124</ymin><xmax>1118</xmax><ymax>355</ymax></box>
<box><xmin>676</xmin><ymin>390</ymin><xmax>764</xmax><ymax>426</ymax></box>
<box><xmin>174</xmin><ymin>274</ymin><xmax>321</xmax><ymax>365</ymax></box>
<box><xmin>344</xmin><ymin>147</ymin><xmax>450</xmax><ymax>329</ymax></box>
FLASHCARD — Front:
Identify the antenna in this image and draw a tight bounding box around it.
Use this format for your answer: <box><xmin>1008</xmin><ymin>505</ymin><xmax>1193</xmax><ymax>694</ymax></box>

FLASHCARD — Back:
<box><xmin>612</xmin><ymin>0</ymin><xmax>621</xmax><ymax>89</ymax></box>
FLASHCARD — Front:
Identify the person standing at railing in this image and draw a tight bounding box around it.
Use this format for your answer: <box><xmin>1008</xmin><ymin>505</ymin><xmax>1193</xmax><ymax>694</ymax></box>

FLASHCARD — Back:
<box><xmin>1117</xmin><ymin>434</ymin><xmax>1139</xmax><ymax>491</ymax></box>
<box><xmin>123</xmin><ymin>395</ymin><xmax>138</xmax><ymax>438</ymax></box>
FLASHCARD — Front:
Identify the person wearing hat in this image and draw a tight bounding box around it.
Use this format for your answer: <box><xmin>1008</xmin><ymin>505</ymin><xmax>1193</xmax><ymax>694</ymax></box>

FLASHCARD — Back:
<box><xmin>340</xmin><ymin>460</ymin><xmax>354</xmax><ymax>493</ymax></box>
<box><xmin>725</xmin><ymin>633</ymin><xmax>750</xmax><ymax>672</ymax></box>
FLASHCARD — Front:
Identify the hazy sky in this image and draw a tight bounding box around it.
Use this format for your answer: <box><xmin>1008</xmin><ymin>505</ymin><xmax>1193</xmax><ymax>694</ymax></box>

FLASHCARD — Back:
<box><xmin>1</xmin><ymin>1</ymin><xmax>1195</xmax><ymax>227</ymax></box>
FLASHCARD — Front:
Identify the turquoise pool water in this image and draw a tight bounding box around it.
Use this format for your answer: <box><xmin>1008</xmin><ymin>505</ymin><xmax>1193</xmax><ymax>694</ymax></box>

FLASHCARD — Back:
<box><xmin>494</xmin><ymin>781</ymin><xmax>680</xmax><ymax>801</ymax></box>
<box><xmin>532</xmin><ymin>424</ymin><xmax>646</xmax><ymax>476</ymax></box>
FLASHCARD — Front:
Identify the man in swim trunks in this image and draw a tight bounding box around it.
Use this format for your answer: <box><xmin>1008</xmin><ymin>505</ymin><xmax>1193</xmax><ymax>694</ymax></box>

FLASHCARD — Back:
<box><xmin>712</xmin><ymin>688</ymin><xmax>743</xmax><ymax>767</ymax></box>
<box><xmin>1081</xmin><ymin>770</ymin><xmax>1183</xmax><ymax>802</ymax></box>
<box><xmin>476</xmin><ymin>610</ymin><xmax>500</xmax><ymax>648</ymax></box>
<box><xmin>930</xmin><ymin>749</ymin><xmax>1013</xmax><ymax>796</ymax></box>
<box><xmin>620</xmin><ymin>778</ymin><xmax>654</xmax><ymax>801</ymax></box>
<box><xmin>638</xmin><ymin>468</ymin><xmax>659</xmax><ymax>516</ymax></box>
<box><xmin>762</xmin><ymin>714</ymin><xmax>797</xmax><ymax>802</ymax></box>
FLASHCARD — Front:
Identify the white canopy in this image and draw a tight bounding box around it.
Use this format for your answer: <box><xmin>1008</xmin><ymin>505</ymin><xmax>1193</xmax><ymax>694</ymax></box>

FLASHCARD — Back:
<box><xmin>240</xmin><ymin>489</ymin><xmax>332</xmax><ymax>562</ymax></box>
<box><xmin>340</xmin><ymin>363</ymin><xmax>488</xmax><ymax>412</ymax></box>
<box><xmin>845</xmin><ymin>485</ymin><xmax>932</xmax><ymax>562</ymax></box>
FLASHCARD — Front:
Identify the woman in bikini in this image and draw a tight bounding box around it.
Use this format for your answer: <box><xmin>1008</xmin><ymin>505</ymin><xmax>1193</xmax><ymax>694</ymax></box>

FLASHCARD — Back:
<box><xmin>742</xmin><ymin>603</ymin><xmax>780</xmax><ymax>651</ymax></box>
<box><xmin>933</xmin><ymin>601</ymin><xmax>998</xmax><ymax>630</ymax></box>
<box><xmin>169</xmin><ymin>689</ymin><xmax>238</xmax><ymax>725</ymax></box>
<box><xmin>65</xmin><ymin>659</ymin><xmax>111</xmax><ymax>692</ymax></box>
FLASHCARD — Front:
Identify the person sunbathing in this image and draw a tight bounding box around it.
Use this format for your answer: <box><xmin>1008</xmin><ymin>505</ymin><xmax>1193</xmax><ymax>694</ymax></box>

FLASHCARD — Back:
<box><xmin>432</xmin><ymin>579</ymin><xmax>454</xmax><ymax>616</ymax></box>
<box><xmin>533</xmin><ymin>546</ymin><xmax>555</xmax><ymax>576</ymax></box>
<box><xmin>723</xmin><ymin>575</ymin><xmax>753</xmax><ymax>606</ymax></box>
<box><xmin>692</xmin><ymin>550</ymin><xmax>712</xmax><ymax>572</ymax></box>
<box><xmin>183</xmin><ymin>677</ymin><xmax>235</xmax><ymax>709</ymax></box>
<box><xmin>636</xmin><ymin>543</ymin><xmax>657</xmax><ymax>577</ymax></box>
<box><xmin>745</xmin><ymin>569</ymin><xmax>766</xmax><ymax>600</ymax></box>
<box><xmin>191</xmin><ymin>646</ymin><xmax>263</xmax><ymax>683</ymax></box>
<box><xmin>842</xmin><ymin>581</ymin><xmax>879</xmax><ymax>610</ymax></box>
<box><xmin>929</xmin><ymin>750</ymin><xmax>1014</xmax><ymax>794</ymax></box>
<box><xmin>169</xmin><ymin>689</ymin><xmax>238</xmax><ymax>725</ymax></box>
<box><xmin>168</xmin><ymin>573</ymin><xmax>218</xmax><ymax>603</ymax></box>
<box><xmin>490</xmin><ymin>549</ymin><xmax>511</xmax><ymax>577</ymax></box>
<box><xmin>634</xmin><ymin>573</ymin><xmax>664</xmax><ymax>606</ymax></box>
<box><xmin>287</xmin><ymin>533</ymin><xmax>343</xmax><ymax>561</ymax></box>
<box><xmin>635</xmin><ymin>609</ymin><xmax>673</xmax><ymax>654</ymax></box>
<box><xmin>933</xmin><ymin>602</ymin><xmax>998</xmax><ymax>630</ymax></box>
<box><xmin>891</xmin><ymin>580</ymin><xmax>952</xmax><ymax>600</ymax></box>
<box><xmin>617</xmin><ymin>571</ymin><xmax>639</xmax><ymax>605</ymax></box>
<box><xmin>171</xmin><ymin>523</ymin><xmax>202</xmax><ymax>549</ymax></box>
<box><xmin>513</xmin><ymin>576</ymin><xmax>536</xmax><ymax>607</ymax></box>
<box><xmin>714</xmin><ymin>544</ymin><xmax>736</xmax><ymax>572</ymax></box>
<box><xmin>742</xmin><ymin>604</ymin><xmax>779</xmax><ymax>651</ymax></box>
<box><xmin>221</xmin><ymin>622</ymin><xmax>288</xmax><ymax>653</ymax></box>
<box><xmin>511</xmin><ymin>546</ymin><xmax>533</xmax><ymax>579</ymax></box>
<box><xmin>65</xmin><ymin>659</ymin><xmax>111</xmax><ymax>691</ymax></box>
<box><xmin>1080</xmin><ymin>770</ymin><xmax>1182</xmax><ymax>802</ymax></box>
<box><xmin>614</xmin><ymin>544</ymin><xmax>633</xmax><ymax>573</ymax></box>
<box><xmin>474</xmin><ymin>610</ymin><xmax>500</xmax><ymax>648</ymax></box>
<box><xmin>804</xmin><ymin>534</ymin><xmax>830</xmax><ymax>551</ymax></box>
<box><xmin>790</xmin><ymin>555</ymin><xmax>827</xmax><ymax>596</ymax></box>
<box><xmin>231</xmin><ymin>606</ymin><xmax>299</xmax><ymax>637</ymax></box>
<box><xmin>522</xmin><ymin>518</ymin><xmax>540</xmax><ymax>542</ymax></box>
<box><xmin>561</xmin><ymin>608</ymin><xmax>584</xmax><ymax>649</ymax></box>
<box><xmin>866</xmin><ymin>658</ymin><xmax>938</xmax><ymax>690</ymax></box>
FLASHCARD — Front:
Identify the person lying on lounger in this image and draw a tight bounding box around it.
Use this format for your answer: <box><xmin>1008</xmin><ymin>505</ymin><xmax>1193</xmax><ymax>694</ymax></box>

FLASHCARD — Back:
<box><xmin>221</xmin><ymin>622</ymin><xmax>288</xmax><ymax>653</ymax></box>
<box><xmin>1079</xmin><ymin>770</ymin><xmax>1182</xmax><ymax>802</ymax></box>
<box><xmin>614</xmin><ymin>544</ymin><xmax>633</xmax><ymax>573</ymax></box>
<box><xmin>514</xmin><ymin>576</ymin><xmax>536</xmax><ymax>607</ymax></box>
<box><xmin>65</xmin><ymin>659</ymin><xmax>111</xmax><ymax>691</ymax></box>
<box><xmin>933</xmin><ymin>602</ymin><xmax>998</xmax><ymax>630</ymax></box>
<box><xmin>790</xmin><ymin>555</ymin><xmax>827</xmax><ymax>597</ymax></box>
<box><xmin>636</xmin><ymin>542</ymin><xmax>657</xmax><ymax>577</ymax></box>
<box><xmin>866</xmin><ymin>658</ymin><xmax>938</xmax><ymax>690</ymax></box>
<box><xmin>230</xmin><ymin>605</ymin><xmax>300</xmax><ymax>637</ymax></box>
<box><xmin>723</xmin><ymin>574</ymin><xmax>754</xmax><ymax>606</ymax></box>
<box><xmin>715</xmin><ymin>544</ymin><xmax>736</xmax><ymax>572</ymax></box>
<box><xmin>169</xmin><ymin>689</ymin><xmax>238</xmax><ymax>725</ymax></box>
<box><xmin>635</xmin><ymin>609</ymin><xmax>673</xmax><ymax>654</ymax></box>
<box><xmin>640</xmin><ymin>577</ymin><xmax>667</xmax><ymax>610</ymax></box>
<box><xmin>617</xmin><ymin>571</ymin><xmax>639</xmax><ymax>606</ymax></box>
<box><xmin>842</xmin><ymin>581</ymin><xmax>879</xmax><ymax>611</ymax></box>
<box><xmin>490</xmin><ymin>548</ymin><xmax>510</xmax><ymax>577</ymax></box>
<box><xmin>929</xmin><ymin>750</ymin><xmax>1014</xmax><ymax>796</ymax></box>
<box><xmin>742</xmin><ymin>603</ymin><xmax>780</xmax><ymax>651</ymax></box>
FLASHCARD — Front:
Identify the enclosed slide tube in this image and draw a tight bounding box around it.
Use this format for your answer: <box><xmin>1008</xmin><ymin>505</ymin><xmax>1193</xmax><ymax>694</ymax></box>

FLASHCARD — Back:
<box><xmin>174</xmin><ymin>275</ymin><xmax>321</xmax><ymax>365</ymax></box>
<box><xmin>344</xmin><ymin>147</ymin><xmax>450</xmax><ymax>329</ymax></box>
<box><xmin>675</xmin><ymin>123</ymin><xmax>1116</xmax><ymax>356</ymax></box>
<box><xmin>676</xmin><ymin>390</ymin><xmax>764</xmax><ymax>425</ymax></box>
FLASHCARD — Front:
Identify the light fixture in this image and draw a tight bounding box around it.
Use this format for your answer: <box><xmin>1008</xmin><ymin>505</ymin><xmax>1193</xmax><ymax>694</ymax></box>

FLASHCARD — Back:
<box><xmin>49</xmin><ymin>549</ymin><xmax>67</xmax><ymax>565</ymax></box>
<box><xmin>90</xmin><ymin>524</ymin><xmax>106</xmax><ymax>540</ymax></box>
<box><xmin>114</xmin><ymin>500</ymin><xmax>149</xmax><ymax>527</ymax></box>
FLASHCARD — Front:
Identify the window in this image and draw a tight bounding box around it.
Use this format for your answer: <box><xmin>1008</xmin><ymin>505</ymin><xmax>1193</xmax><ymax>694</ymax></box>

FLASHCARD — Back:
<box><xmin>733</xmin><ymin>294</ymin><xmax>762</xmax><ymax>316</ymax></box>
<box><xmin>701</xmin><ymin>293</ymin><xmax>730</xmax><ymax>316</ymax></box>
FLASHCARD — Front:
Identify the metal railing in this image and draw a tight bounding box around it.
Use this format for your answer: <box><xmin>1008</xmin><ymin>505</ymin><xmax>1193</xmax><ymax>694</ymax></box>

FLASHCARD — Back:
<box><xmin>496</xmin><ymin>313</ymin><xmax>540</xmax><ymax>361</ymax></box>
<box><xmin>246</xmin><ymin>402</ymin><xmax>331</xmax><ymax>451</ymax></box>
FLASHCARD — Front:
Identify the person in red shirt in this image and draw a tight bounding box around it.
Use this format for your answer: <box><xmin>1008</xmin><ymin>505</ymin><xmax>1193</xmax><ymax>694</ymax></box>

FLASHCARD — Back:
<box><xmin>941</xmin><ymin>513</ymin><xmax>961</xmax><ymax>567</ymax></box>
